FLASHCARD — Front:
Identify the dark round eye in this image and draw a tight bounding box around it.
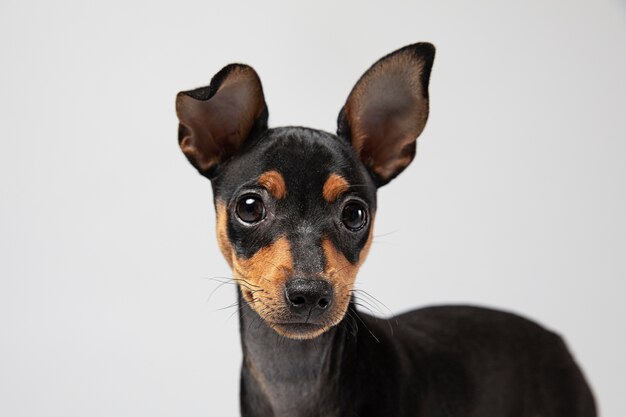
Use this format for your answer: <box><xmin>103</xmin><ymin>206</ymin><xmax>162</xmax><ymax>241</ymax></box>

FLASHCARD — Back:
<box><xmin>236</xmin><ymin>195</ymin><xmax>266</xmax><ymax>224</ymax></box>
<box><xmin>341</xmin><ymin>201</ymin><xmax>368</xmax><ymax>231</ymax></box>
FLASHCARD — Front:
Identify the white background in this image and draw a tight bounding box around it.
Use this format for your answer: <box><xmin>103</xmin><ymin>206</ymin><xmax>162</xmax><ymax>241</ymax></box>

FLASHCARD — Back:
<box><xmin>1</xmin><ymin>0</ymin><xmax>625</xmax><ymax>416</ymax></box>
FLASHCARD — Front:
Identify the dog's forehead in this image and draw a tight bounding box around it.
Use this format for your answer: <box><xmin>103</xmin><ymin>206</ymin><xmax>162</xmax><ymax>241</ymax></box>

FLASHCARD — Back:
<box><xmin>258</xmin><ymin>129</ymin><xmax>354</xmax><ymax>187</ymax></box>
<box><xmin>215</xmin><ymin>127</ymin><xmax>374</xmax><ymax>201</ymax></box>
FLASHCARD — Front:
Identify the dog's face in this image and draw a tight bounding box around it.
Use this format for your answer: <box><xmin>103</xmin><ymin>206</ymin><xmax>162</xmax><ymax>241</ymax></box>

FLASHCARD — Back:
<box><xmin>176</xmin><ymin>44</ymin><xmax>434</xmax><ymax>339</ymax></box>
<box><xmin>211</xmin><ymin>127</ymin><xmax>377</xmax><ymax>339</ymax></box>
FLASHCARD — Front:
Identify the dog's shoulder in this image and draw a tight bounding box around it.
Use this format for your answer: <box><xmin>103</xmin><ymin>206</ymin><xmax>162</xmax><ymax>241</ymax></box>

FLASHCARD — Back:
<box><xmin>377</xmin><ymin>305</ymin><xmax>594</xmax><ymax>415</ymax></box>
<box><xmin>392</xmin><ymin>304</ymin><xmax>564</xmax><ymax>350</ymax></box>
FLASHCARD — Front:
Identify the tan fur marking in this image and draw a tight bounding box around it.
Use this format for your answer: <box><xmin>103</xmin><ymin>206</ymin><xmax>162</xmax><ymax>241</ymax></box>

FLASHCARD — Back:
<box><xmin>216</xmin><ymin>203</ymin><xmax>294</xmax><ymax>321</ymax></box>
<box><xmin>233</xmin><ymin>236</ymin><xmax>293</xmax><ymax>306</ymax></box>
<box><xmin>322</xmin><ymin>174</ymin><xmax>349</xmax><ymax>203</ymax></box>
<box><xmin>216</xmin><ymin>201</ymin><xmax>234</xmax><ymax>268</ymax></box>
<box><xmin>320</xmin><ymin>218</ymin><xmax>375</xmax><ymax>331</ymax></box>
<box><xmin>258</xmin><ymin>170</ymin><xmax>287</xmax><ymax>199</ymax></box>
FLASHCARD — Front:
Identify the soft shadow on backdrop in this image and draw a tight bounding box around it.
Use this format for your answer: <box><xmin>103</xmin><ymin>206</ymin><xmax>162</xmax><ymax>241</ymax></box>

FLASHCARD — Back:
<box><xmin>1</xmin><ymin>1</ymin><xmax>625</xmax><ymax>416</ymax></box>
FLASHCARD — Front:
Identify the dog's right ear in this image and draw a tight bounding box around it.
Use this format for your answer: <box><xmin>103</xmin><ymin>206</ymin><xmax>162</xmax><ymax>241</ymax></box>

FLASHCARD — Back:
<box><xmin>176</xmin><ymin>64</ymin><xmax>268</xmax><ymax>178</ymax></box>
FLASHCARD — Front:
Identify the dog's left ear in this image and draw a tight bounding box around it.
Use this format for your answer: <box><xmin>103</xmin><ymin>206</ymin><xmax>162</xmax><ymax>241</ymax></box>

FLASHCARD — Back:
<box><xmin>337</xmin><ymin>43</ymin><xmax>435</xmax><ymax>186</ymax></box>
<box><xmin>176</xmin><ymin>64</ymin><xmax>268</xmax><ymax>179</ymax></box>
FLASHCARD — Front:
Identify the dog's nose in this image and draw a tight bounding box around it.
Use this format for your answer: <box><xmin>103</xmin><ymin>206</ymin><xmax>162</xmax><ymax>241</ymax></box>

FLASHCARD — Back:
<box><xmin>285</xmin><ymin>278</ymin><xmax>333</xmax><ymax>313</ymax></box>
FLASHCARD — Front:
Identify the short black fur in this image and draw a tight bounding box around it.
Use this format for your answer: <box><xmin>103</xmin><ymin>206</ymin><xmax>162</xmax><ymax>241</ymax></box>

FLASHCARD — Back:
<box><xmin>176</xmin><ymin>43</ymin><xmax>596</xmax><ymax>417</ymax></box>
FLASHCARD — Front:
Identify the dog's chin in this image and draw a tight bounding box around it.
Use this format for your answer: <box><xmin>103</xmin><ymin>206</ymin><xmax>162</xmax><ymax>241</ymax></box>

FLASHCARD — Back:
<box><xmin>270</xmin><ymin>322</ymin><xmax>331</xmax><ymax>340</ymax></box>
<box><xmin>242</xmin><ymin>292</ymin><xmax>351</xmax><ymax>340</ymax></box>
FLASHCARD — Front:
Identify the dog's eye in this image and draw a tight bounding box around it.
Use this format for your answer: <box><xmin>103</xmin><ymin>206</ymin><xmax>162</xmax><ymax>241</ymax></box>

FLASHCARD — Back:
<box><xmin>341</xmin><ymin>201</ymin><xmax>368</xmax><ymax>231</ymax></box>
<box><xmin>236</xmin><ymin>195</ymin><xmax>266</xmax><ymax>224</ymax></box>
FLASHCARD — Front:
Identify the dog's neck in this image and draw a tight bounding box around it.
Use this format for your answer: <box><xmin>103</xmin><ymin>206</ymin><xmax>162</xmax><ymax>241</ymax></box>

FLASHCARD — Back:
<box><xmin>238</xmin><ymin>292</ymin><xmax>355</xmax><ymax>417</ymax></box>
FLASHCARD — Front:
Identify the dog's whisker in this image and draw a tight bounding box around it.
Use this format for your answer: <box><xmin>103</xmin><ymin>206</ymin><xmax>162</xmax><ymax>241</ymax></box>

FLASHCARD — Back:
<box><xmin>205</xmin><ymin>280</ymin><xmax>243</xmax><ymax>303</ymax></box>
<box><xmin>350</xmin><ymin>300</ymin><xmax>381</xmax><ymax>317</ymax></box>
<box><xmin>204</xmin><ymin>275</ymin><xmax>260</xmax><ymax>287</ymax></box>
<box><xmin>214</xmin><ymin>300</ymin><xmax>240</xmax><ymax>312</ymax></box>
<box><xmin>350</xmin><ymin>293</ymin><xmax>383</xmax><ymax>315</ymax></box>
<box><xmin>230</xmin><ymin>271</ymin><xmax>262</xmax><ymax>287</ymax></box>
<box><xmin>373</xmin><ymin>230</ymin><xmax>399</xmax><ymax>238</ymax></box>
<box><xmin>226</xmin><ymin>304</ymin><xmax>248</xmax><ymax>322</ymax></box>
<box><xmin>351</xmin><ymin>288</ymin><xmax>393</xmax><ymax>317</ymax></box>
<box><xmin>205</xmin><ymin>278</ymin><xmax>261</xmax><ymax>303</ymax></box>
<box><xmin>353</xmin><ymin>311</ymin><xmax>380</xmax><ymax>343</ymax></box>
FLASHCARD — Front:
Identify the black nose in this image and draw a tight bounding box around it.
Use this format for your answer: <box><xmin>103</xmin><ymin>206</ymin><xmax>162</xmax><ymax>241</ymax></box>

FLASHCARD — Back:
<box><xmin>285</xmin><ymin>279</ymin><xmax>333</xmax><ymax>314</ymax></box>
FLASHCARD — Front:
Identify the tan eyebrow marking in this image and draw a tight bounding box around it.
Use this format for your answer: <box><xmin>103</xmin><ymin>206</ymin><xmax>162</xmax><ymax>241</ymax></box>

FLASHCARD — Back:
<box><xmin>322</xmin><ymin>174</ymin><xmax>349</xmax><ymax>203</ymax></box>
<box><xmin>257</xmin><ymin>170</ymin><xmax>287</xmax><ymax>199</ymax></box>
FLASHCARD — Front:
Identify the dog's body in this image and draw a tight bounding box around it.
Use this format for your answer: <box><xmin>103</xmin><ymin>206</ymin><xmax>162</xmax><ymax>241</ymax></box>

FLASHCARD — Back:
<box><xmin>240</xmin><ymin>301</ymin><xmax>594</xmax><ymax>417</ymax></box>
<box><xmin>176</xmin><ymin>44</ymin><xmax>596</xmax><ymax>416</ymax></box>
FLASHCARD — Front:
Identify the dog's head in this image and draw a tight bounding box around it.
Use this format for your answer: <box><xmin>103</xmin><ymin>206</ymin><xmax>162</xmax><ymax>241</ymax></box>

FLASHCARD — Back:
<box><xmin>176</xmin><ymin>43</ymin><xmax>434</xmax><ymax>339</ymax></box>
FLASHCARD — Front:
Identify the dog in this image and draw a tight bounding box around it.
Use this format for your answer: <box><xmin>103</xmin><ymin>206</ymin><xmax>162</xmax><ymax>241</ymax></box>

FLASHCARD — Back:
<box><xmin>175</xmin><ymin>43</ymin><xmax>596</xmax><ymax>417</ymax></box>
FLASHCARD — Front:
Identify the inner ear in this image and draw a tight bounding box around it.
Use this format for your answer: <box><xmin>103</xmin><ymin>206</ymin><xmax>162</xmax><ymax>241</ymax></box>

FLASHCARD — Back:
<box><xmin>337</xmin><ymin>43</ymin><xmax>435</xmax><ymax>186</ymax></box>
<box><xmin>176</xmin><ymin>64</ymin><xmax>268</xmax><ymax>178</ymax></box>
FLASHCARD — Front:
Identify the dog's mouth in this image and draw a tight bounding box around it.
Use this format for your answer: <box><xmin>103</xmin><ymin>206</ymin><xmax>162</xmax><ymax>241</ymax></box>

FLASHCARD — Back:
<box><xmin>269</xmin><ymin>321</ymin><xmax>330</xmax><ymax>339</ymax></box>
<box><xmin>238</xmin><ymin>283</ymin><xmax>348</xmax><ymax>339</ymax></box>
<box><xmin>235</xmin><ymin>267</ymin><xmax>352</xmax><ymax>339</ymax></box>
<box><xmin>239</xmin><ymin>281</ymin><xmax>351</xmax><ymax>340</ymax></box>
<box><xmin>239</xmin><ymin>286</ymin><xmax>348</xmax><ymax>339</ymax></box>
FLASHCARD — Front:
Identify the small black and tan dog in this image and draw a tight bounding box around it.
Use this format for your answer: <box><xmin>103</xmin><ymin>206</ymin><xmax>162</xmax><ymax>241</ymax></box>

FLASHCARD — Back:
<box><xmin>176</xmin><ymin>44</ymin><xmax>596</xmax><ymax>417</ymax></box>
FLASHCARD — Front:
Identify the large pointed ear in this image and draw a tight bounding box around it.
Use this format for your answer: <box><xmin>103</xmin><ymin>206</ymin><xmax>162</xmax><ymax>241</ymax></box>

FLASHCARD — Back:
<box><xmin>176</xmin><ymin>64</ymin><xmax>268</xmax><ymax>178</ymax></box>
<box><xmin>337</xmin><ymin>43</ymin><xmax>435</xmax><ymax>186</ymax></box>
